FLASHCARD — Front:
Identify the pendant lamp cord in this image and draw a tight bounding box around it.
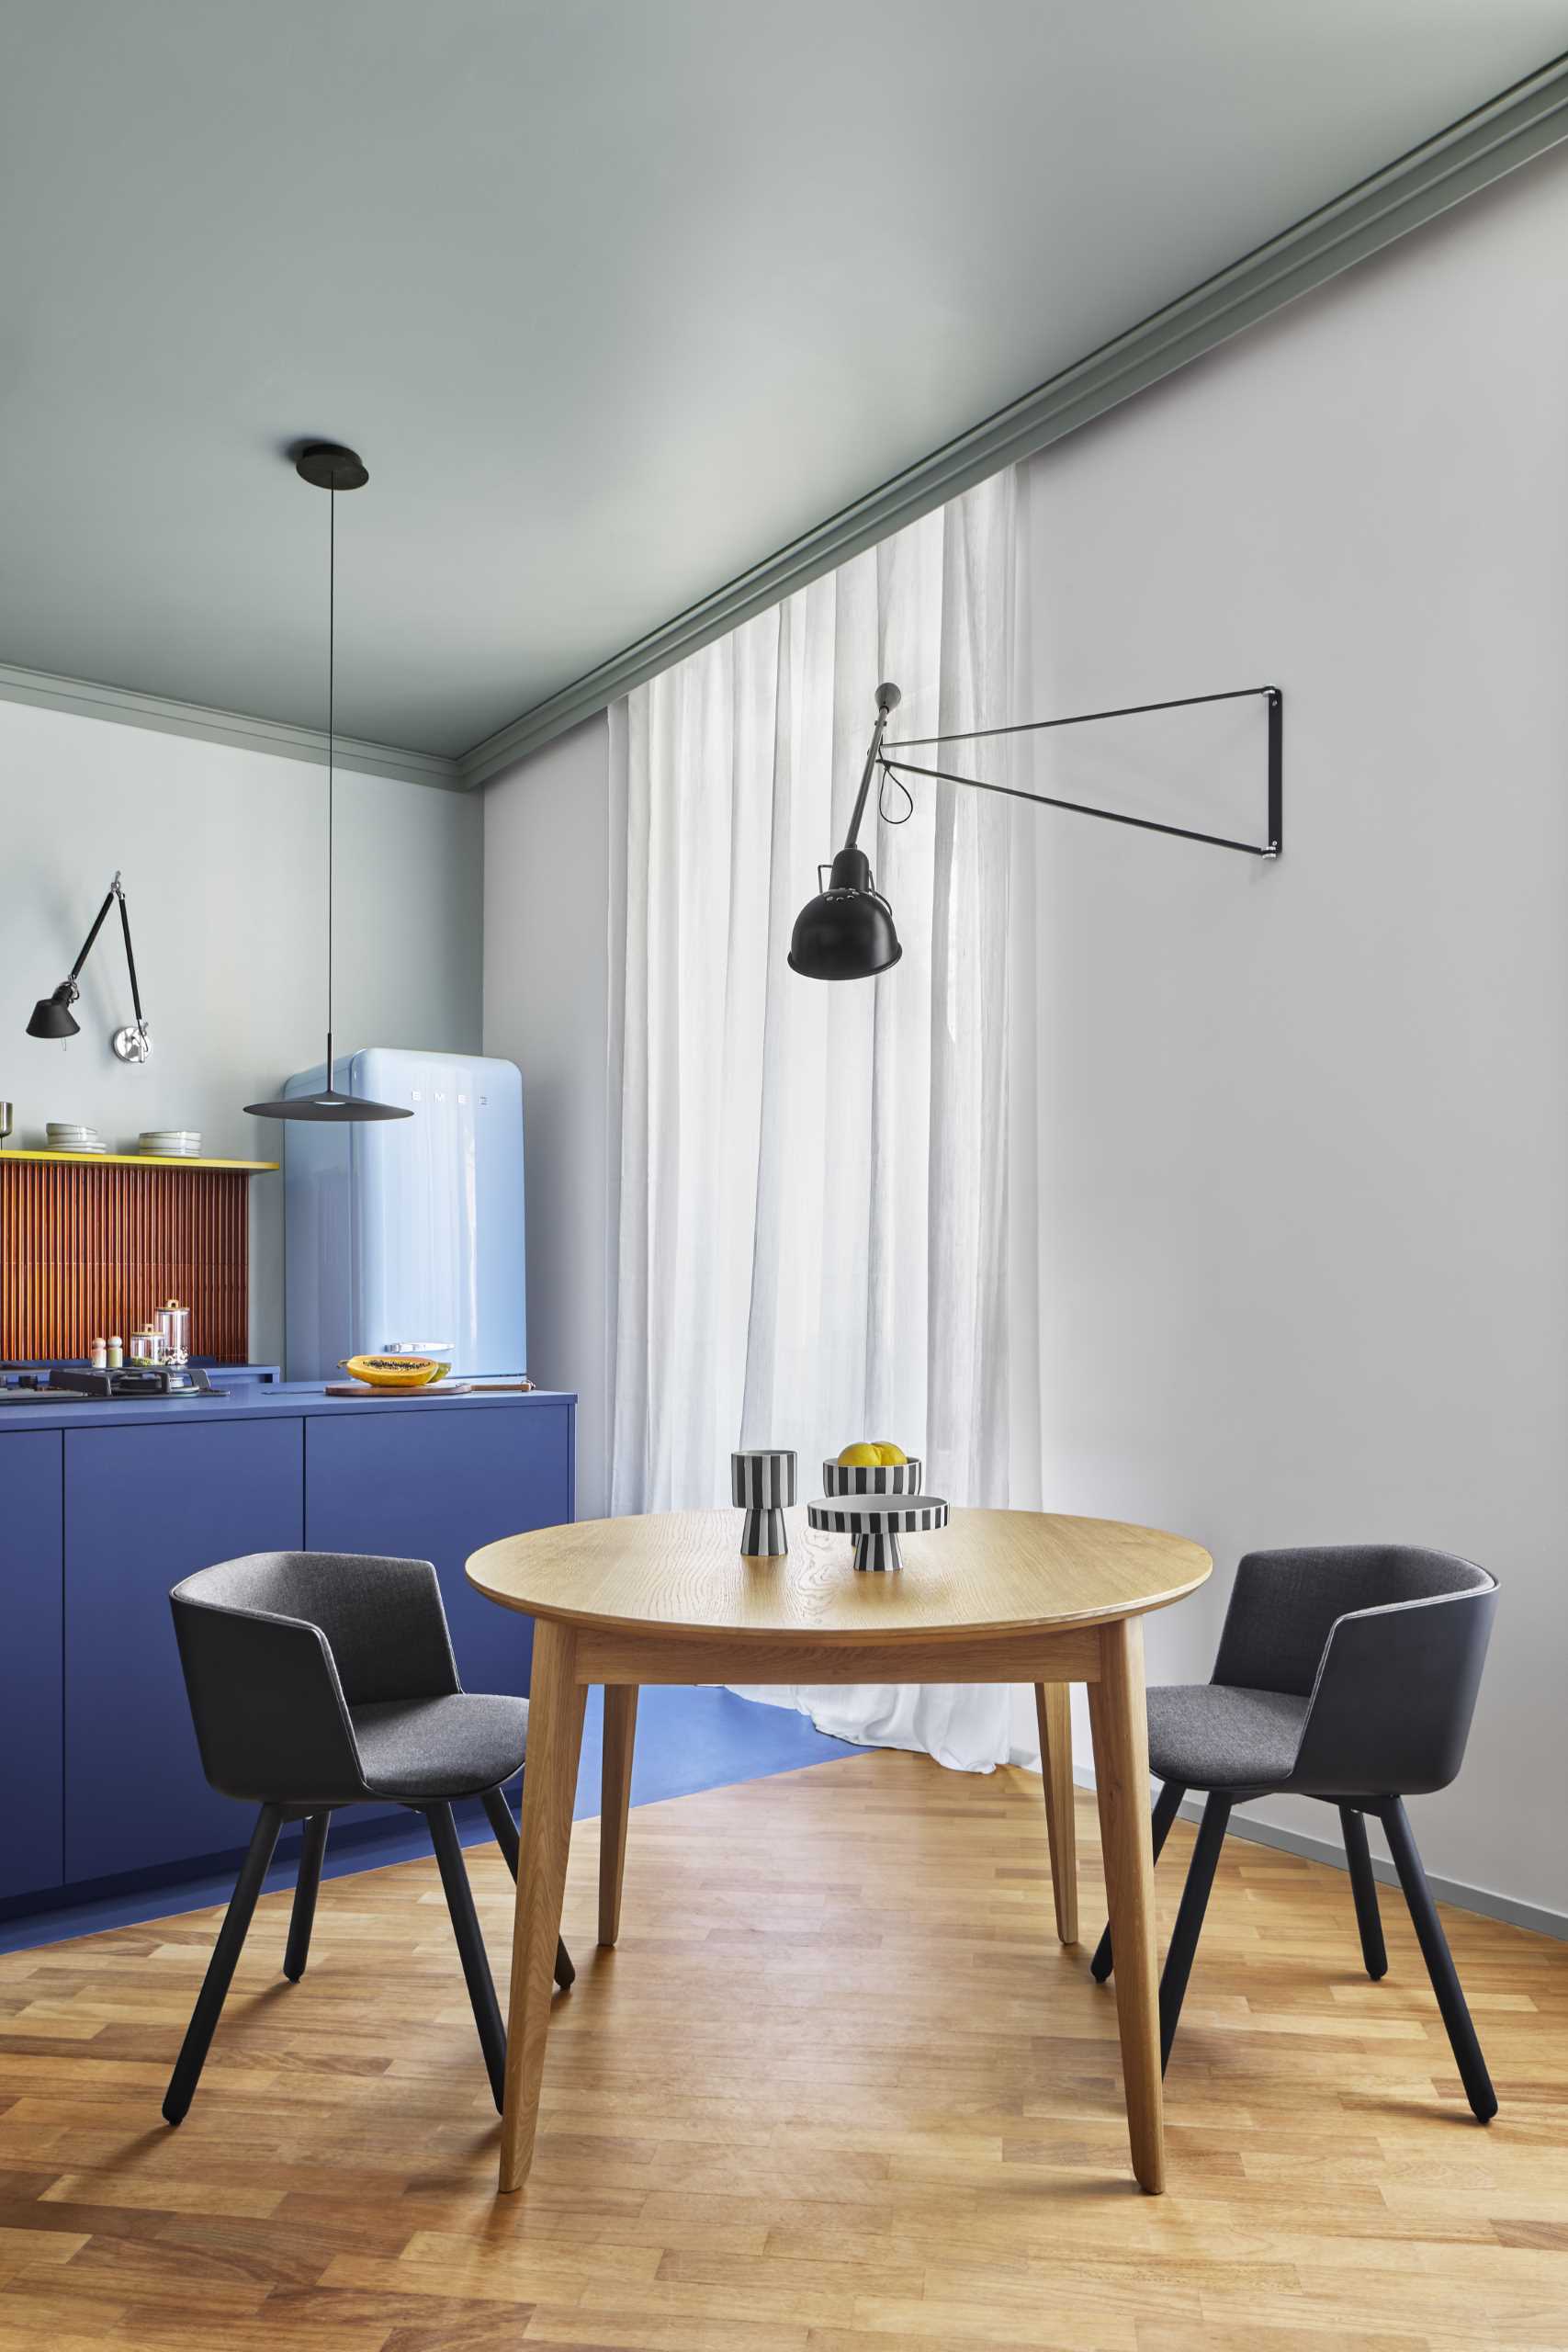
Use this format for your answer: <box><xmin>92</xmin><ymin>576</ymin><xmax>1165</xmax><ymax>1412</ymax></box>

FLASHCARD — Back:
<box><xmin>326</xmin><ymin>479</ymin><xmax>335</xmax><ymax>1077</ymax></box>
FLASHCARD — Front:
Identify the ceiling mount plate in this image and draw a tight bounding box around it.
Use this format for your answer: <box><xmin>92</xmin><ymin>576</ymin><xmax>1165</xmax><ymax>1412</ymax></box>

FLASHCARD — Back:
<box><xmin>294</xmin><ymin>441</ymin><xmax>368</xmax><ymax>492</ymax></box>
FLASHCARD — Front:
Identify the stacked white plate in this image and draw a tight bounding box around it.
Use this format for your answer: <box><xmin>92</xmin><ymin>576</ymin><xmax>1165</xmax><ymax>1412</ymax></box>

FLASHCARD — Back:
<box><xmin>139</xmin><ymin>1129</ymin><xmax>201</xmax><ymax>1157</ymax></box>
<box><xmin>47</xmin><ymin>1121</ymin><xmax>106</xmax><ymax>1153</ymax></box>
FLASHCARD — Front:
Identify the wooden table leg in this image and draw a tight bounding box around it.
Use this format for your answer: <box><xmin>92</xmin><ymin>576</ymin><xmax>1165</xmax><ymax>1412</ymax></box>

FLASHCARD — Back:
<box><xmin>1086</xmin><ymin>1617</ymin><xmax>1165</xmax><ymax>2194</ymax></box>
<box><xmin>1033</xmin><ymin>1682</ymin><xmax>1078</xmax><ymax>1945</ymax></box>
<box><xmin>499</xmin><ymin>1621</ymin><xmax>584</xmax><ymax>2193</ymax></box>
<box><xmin>599</xmin><ymin>1685</ymin><xmax>638</xmax><ymax>1947</ymax></box>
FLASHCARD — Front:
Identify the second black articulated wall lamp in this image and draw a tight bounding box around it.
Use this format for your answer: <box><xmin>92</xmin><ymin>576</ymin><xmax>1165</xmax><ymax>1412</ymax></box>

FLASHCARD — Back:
<box><xmin>27</xmin><ymin>870</ymin><xmax>152</xmax><ymax>1060</ymax></box>
<box><xmin>788</xmin><ymin>680</ymin><xmax>1283</xmax><ymax>981</ymax></box>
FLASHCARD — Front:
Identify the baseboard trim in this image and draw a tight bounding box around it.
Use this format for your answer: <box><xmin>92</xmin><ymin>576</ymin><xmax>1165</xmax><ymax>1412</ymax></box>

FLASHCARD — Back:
<box><xmin>1070</xmin><ymin>1766</ymin><xmax>1567</xmax><ymax>1943</ymax></box>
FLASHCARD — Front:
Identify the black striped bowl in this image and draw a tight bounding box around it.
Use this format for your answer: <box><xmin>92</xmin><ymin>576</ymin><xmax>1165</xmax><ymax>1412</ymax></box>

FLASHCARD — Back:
<box><xmin>821</xmin><ymin>1455</ymin><xmax>923</xmax><ymax>1497</ymax></box>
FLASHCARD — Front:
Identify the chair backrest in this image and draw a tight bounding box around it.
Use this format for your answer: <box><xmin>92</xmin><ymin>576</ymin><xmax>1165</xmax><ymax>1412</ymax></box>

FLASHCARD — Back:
<box><xmin>1214</xmin><ymin>1544</ymin><xmax>1496</xmax><ymax>1798</ymax></box>
<box><xmin>169</xmin><ymin>1551</ymin><xmax>461</xmax><ymax>1803</ymax></box>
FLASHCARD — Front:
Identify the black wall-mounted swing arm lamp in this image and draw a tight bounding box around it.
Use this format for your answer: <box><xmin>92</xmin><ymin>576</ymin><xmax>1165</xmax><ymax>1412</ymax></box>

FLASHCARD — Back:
<box><xmin>27</xmin><ymin>869</ymin><xmax>152</xmax><ymax>1061</ymax></box>
<box><xmin>788</xmin><ymin>680</ymin><xmax>1283</xmax><ymax>981</ymax></box>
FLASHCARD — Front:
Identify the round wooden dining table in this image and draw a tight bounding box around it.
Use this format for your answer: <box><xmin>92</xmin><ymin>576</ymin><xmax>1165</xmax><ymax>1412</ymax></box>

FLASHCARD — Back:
<box><xmin>468</xmin><ymin>1505</ymin><xmax>1211</xmax><ymax>2197</ymax></box>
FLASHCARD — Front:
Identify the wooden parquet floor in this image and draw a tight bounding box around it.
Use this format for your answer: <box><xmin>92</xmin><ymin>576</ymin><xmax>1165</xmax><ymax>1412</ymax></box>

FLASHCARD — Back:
<box><xmin>0</xmin><ymin>1747</ymin><xmax>1563</xmax><ymax>2352</ymax></box>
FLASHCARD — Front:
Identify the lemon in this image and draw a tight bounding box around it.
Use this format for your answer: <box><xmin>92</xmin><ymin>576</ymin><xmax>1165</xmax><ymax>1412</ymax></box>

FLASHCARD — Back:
<box><xmin>871</xmin><ymin>1442</ymin><xmax>908</xmax><ymax>1465</ymax></box>
<box><xmin>837</xmin><ymin>1442</ymin><xmax>882</xmax><ymax>1468</ymax></box>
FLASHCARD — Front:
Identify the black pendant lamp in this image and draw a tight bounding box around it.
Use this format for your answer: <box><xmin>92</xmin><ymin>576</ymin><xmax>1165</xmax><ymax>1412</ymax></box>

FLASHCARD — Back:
<box><xmin>245</xmin><ymin>445</ymin><xmax>411</xmax><ymax>1123</ymax></box>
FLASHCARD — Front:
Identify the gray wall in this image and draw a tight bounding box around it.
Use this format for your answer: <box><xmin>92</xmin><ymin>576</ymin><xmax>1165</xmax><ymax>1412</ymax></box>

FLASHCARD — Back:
<box><xmin>482</xmin><ymin>716</ymin><xmax>612</xmax><ymax>1513</ymax></box>
<box><xmin>1</xmin><ymin>697</ymin><xmax>483</xmax><ymax>1364</ymax></box>
<box><xmin>1024</xmin><ymin>148</ymin><xmax>1568</xmax><ymax>1919</ymax></box>
<box><xmin>474</xmin><ymin>150</ymin><xmax>1568</xmax><ymax>1919</ymax></box>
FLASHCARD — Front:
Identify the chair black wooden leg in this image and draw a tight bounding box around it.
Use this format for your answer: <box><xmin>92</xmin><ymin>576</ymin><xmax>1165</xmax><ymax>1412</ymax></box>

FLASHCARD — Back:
<box><xmin>1339</xmin><ymin>1804</ymin><xmax>1387</xmax><ymax>1981</ymax></box>
<box><xmin>1090</xmin><ymin>1779</ymin><xmax>1187</xmax><ymax>1983</ymax></box>
<box><xmin>1158</xmin><ymin>1791</ymin><xmax>1232</xmax><ymax>2071</ymax></box>
<box><xmin>164</xmin><ymin>1804</ymin><xmax>283</xmax><ymax>2125</ymax></box>
<box><xmin>480</xmin><ymin>1782</ymin><xmax>575</xmax><ymax>1990</ymax></box>
<box><xmin>426</xmin><ymin>1801</ymin><xmax>508</xmax><ymax>2112</ymax></box>
<box><xmin>1380</xmin><ymin>1798</ymin><xmax>1496</xmax><ymax>2121</ymax></box>
<box><xmin>284</xmin><ymin>1812</ymin><xmax>332</xmax><ymax>1983</ymax></box>
<box><xmin>480</xmin><ymin>1781</ymin><xmax>520</xmax><ymax>1871</ymax></box>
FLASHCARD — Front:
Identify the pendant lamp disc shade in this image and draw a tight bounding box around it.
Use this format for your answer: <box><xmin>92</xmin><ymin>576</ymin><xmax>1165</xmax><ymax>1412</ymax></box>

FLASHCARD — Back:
<box><xmin>243</xmin><ymin>1087</ymin><xmax>411</xmax><ymax>1122</ymax></box>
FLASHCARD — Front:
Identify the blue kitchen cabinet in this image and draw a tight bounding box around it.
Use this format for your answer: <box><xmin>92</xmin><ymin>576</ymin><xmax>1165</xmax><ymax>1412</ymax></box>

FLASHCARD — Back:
<box><xmin>64</xmin><ymin>1417</ymin><xmax>305</xmax><ymax>1882</ymax></box>
<box><xmin>0</xmin><ymin>1431</ymin><xmax>64</xmax><ymax>1900</ymax></box>
<box><xmin>303</xmin><ymin>1401</ymin><xmax>572</xmax><ymax>1692</ymax></box>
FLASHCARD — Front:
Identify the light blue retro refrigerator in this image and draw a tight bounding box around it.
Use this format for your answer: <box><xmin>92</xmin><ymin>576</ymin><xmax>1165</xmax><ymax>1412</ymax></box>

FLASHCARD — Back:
<box><xmin>282</xmin><ymin>1048</ymin><xmax>526</xmax><ymax>1381</ymax></box>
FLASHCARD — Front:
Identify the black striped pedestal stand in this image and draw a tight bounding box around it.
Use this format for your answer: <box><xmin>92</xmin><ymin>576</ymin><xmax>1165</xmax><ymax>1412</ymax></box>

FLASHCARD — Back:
<box><xmin>807</xmin><ymin>1494</ymin><xmax>949</xmax><ymax>1573</ymax></box>
<box><xmin>731</xmin><ymin>1449</ymin><xmax>797</xmax><ymax>1555</ymax></box>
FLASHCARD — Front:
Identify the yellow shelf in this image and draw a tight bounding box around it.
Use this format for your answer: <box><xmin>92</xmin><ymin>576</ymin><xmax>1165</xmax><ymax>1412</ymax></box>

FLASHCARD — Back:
<box><xmin>1</xmin><ymin>1149</ymin><xmax>278</xmax><ymax>1171</ymax></box>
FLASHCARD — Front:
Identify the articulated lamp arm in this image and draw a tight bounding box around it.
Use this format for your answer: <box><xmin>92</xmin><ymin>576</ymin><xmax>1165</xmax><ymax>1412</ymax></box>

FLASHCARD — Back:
<box><xmin>791</xmin><ymin>678</ymin><xmax>1281</xmax><ymax>982</ymax></box>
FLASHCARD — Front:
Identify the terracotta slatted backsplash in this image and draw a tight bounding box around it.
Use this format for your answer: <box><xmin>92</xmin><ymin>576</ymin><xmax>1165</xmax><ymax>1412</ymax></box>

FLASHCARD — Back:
<box><xmin>0</xmin><ymin>1160</ymin><xmax>250</xmax><ymax>1362</ymax></box>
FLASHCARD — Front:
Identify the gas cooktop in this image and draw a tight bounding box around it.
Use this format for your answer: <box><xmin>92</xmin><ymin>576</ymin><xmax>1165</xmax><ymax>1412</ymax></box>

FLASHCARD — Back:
<box><xmin>0</xmin><ymin>1366</ymin><xmax>226</xmax><ymax>1403</ymax></box>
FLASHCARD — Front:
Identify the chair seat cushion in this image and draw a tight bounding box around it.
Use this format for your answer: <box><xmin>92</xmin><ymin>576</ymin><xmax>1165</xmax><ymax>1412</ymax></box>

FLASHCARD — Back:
<box><xmin>1146</xmin><ymin>1683</ymin><xmax>1308</xmax><ymax>1792</ymax></box>
<box><xmin>351</xmin><ymin>1693</ymin><xmax>528</xmax><ymax>1801</ymax></box>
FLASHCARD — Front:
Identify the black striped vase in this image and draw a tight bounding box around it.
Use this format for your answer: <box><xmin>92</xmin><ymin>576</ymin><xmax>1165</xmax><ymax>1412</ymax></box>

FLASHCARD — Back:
<box><xmin>730</xmin><ymin>1449</ymin><xmax>796</xmax><ymax>1556</ymax></box>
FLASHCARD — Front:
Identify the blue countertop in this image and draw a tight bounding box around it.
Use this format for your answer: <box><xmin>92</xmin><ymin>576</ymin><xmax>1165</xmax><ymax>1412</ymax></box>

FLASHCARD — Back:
<box><xmin>0</xmin><ymin>1381</ymin><xmax>576</xmax><ymax>1432</ymax></box>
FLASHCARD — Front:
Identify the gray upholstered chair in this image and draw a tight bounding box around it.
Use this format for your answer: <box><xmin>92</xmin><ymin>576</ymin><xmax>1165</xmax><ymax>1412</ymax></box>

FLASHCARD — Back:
<box><xmin>164</xmin><ymin>1550</ymin><xmax>573</xmax><ymax>2124</ymax></box>
<box><xmin>1090</xmin><ymin>1544</ymin><xmax>1498</xmax><ymax>2120</ymax></box>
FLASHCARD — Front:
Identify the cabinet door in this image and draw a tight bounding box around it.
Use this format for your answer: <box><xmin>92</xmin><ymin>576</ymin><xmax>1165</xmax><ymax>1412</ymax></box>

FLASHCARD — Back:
<box><xmin>65</xmin><ymin>1419</ymin><xmax>305</xmax><ymax>1883</ymax></box>
<box><xmin>0</xmin><ymin>1432</ymin><xmax>64</xmax><ymax>1900</ymax></box>
<box><xmin>304</xmin><ymin>1403</ymin><xmax>573</xmax><ymax>1693</ymax></box>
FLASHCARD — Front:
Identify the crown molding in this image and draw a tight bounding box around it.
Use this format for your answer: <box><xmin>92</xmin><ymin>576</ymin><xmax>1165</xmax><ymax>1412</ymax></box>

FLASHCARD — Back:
<box><xmin>460</xmin><ymin>48</ymin><xmax>1568</xmax><ymax>789</ymax></box>
<box><xmin>0</xmin><ymin>660</ymin><xmax>461</xmax><ymax>791</ymax></box>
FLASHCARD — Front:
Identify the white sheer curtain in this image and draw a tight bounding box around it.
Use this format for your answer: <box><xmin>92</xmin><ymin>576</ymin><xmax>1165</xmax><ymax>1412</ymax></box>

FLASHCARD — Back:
<box><xmin>606</xmin><ymin>467</ymin><xmax>1047</xmax><ymax>1770</ymax></box>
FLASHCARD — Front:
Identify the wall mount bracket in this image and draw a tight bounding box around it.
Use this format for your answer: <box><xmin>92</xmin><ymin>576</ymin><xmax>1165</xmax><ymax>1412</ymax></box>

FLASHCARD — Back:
<box><xmin>880</xmin><ymin>684</ymin><xmax>1282</xmax><ymax>860</ymax></box>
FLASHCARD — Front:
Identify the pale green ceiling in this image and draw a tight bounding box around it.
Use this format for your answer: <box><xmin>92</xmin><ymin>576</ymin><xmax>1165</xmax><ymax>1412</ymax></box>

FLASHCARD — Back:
<box><xmin>2</xmin><ymin>0</ymin><xmax>1564</xmax><ymax>761</ymax></box>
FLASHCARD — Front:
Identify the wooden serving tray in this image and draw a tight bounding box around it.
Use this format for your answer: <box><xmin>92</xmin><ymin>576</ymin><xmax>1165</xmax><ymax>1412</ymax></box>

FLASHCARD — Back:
<box><xmin>322</xmin><ymin>1381</ymin><xmax>474</xmax><ymax>1398</ymax></box>
<box><xmin>321</xmin><ymin>1380</ymin><xmax>538</xmax><ymax>1398</ymax></box>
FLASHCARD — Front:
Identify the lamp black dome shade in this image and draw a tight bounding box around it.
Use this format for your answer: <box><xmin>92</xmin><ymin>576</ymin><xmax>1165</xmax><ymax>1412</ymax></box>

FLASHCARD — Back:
<box><xmin>243</xmin><ymin>1087</ymin><xmax>410</xmax><ymax>1122</ymax></box>
<box><xmin>788</xmin><ymin>848</ymin><xmax>902</xmax><ymax>981</ymax></box>
<box><xmin>28</xmin><ymin>987</ymin><xmax>80</xmax><ymax>1039</ymax></box>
